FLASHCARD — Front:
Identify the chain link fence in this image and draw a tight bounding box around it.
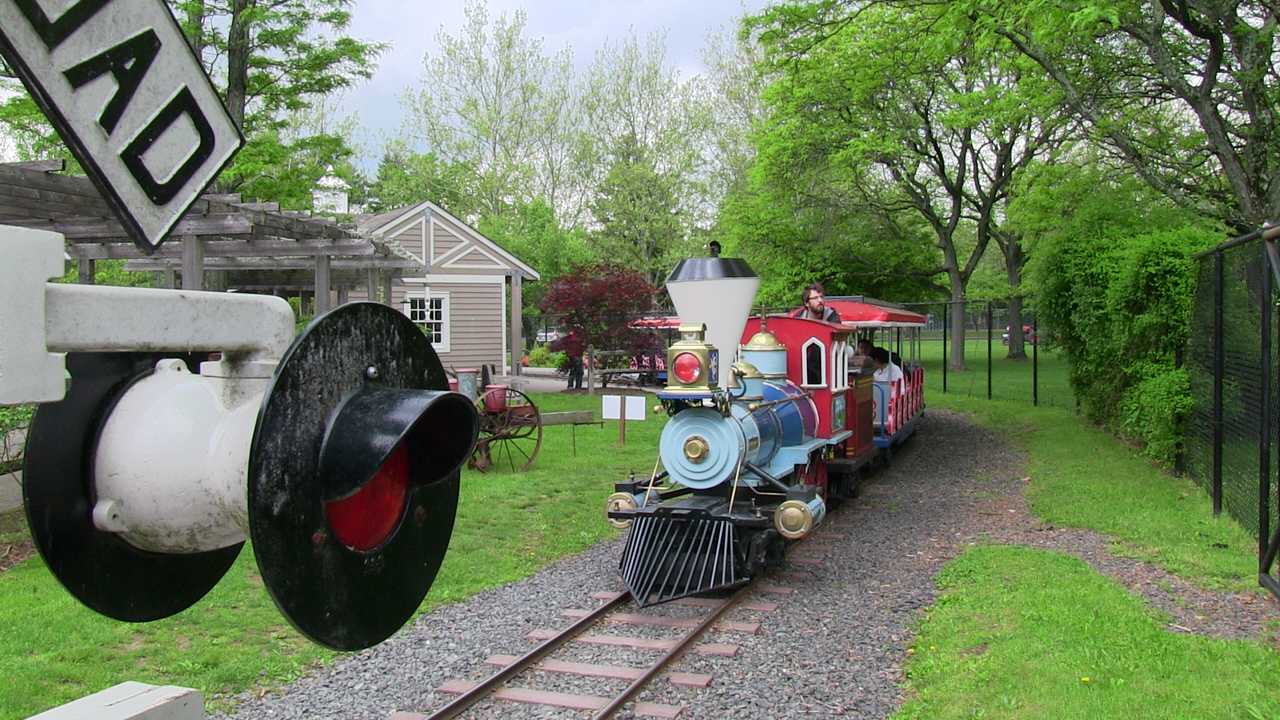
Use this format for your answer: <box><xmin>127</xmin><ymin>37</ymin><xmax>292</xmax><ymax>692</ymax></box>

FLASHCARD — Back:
<box><xmin>901</xmin><ymin>300</ymin><xmax>1075</xmax><ymax>410</ymax></box>
<box><xmin>1183</xmin><ymin>226</ymin><xmax>1280</xmax><ymax>597</ymax></box>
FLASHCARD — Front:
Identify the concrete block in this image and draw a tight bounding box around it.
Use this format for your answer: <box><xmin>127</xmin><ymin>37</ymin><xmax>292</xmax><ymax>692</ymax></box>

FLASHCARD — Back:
<box><xmin>28</xmin><ymin>681</ymin><xmax>203</xmax><ymax>719</ymax></box>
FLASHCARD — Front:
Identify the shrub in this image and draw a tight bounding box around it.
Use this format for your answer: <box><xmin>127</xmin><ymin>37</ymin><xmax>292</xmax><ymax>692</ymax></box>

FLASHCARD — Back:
<box><xmin>526</xmin><ymin>344</ymin><xmax>565</xmax><ymax>369</ymax></box>
<box><xmin>1119</xmin><ymin>363</ymin><xmax>1193</xmax><ymax>465</ymax></box>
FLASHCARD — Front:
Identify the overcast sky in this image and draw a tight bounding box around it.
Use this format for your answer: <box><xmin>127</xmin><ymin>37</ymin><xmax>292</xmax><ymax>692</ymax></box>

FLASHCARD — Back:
<box><xmin>339</xmin><ymin>0</ymin><xmax>769</xmax><ymax>166</ymax></box>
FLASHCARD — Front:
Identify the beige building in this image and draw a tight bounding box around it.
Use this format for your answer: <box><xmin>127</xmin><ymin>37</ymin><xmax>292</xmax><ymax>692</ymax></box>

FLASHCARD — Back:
<box><xmin>353</xmin><ymin>201</ymin><xmax>539</xmax><ymax>373</ymax></box>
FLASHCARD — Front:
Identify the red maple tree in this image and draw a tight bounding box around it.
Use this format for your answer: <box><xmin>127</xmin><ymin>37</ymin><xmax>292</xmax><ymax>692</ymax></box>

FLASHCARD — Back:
<box><xmin>539</xmin><ymin>263</ymin><xmax>658</xmax><ymax>354</ymax></box>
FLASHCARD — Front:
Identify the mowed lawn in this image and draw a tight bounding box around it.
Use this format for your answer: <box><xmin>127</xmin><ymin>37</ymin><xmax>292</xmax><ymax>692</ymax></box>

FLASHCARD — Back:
<box><xmin>0</xmin><ymin>391</ymin><xmax>662</xmax><ymax>719</ymax></box>
<box><xmin>914</xmin><ymin>334</ymin><xmax>1076</xmax><ymax>411</ymax></box>
<box><xmin>895</xmin><ymin>393</ymin><xmax>1280</xmax><ymax>719</ymax></box>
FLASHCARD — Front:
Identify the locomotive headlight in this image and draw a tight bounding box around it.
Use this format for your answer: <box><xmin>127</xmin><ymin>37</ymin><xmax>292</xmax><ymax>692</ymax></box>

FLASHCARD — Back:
<box><xmin>774</xmin><ymin>499</ymin><xmax>815</xmax><ymax>540</ymax></box>
<box><xmin>606</xmin><ymin>492</ymin><xmax>640</xmax><ymax>528</ymax></box>
<box><xmin>672</xmin><ymin>352</ymin><xmax>702</xmax><ymax>384</ymax></box>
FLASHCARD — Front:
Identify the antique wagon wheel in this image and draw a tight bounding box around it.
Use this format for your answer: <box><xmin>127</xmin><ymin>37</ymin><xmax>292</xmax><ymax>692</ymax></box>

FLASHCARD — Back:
<box><xmin>470</xmin><ymin>387</ymin><xmax>542</xmax><ymax>473</ymax></box>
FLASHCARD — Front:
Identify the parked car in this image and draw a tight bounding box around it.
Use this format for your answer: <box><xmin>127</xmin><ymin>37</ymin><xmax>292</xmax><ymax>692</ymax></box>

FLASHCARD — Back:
<box><xmin>1001</xmin><ymin>324</ymin><xmax>1038</xmax><ymax>345</ymax></box>
<box><xmin>536</xmin><ymin>329</ymin><xmax>562</xmax><ymax>343</ymax></box>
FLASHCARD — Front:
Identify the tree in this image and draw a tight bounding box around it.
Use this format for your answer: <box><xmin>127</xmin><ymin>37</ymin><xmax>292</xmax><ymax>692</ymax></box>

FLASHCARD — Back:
<box><xmin>404</xmin><ymin>0</ymin><xmax>584</xmax><ymax>221</ymax></box>
<box><xmin>589</xmin><ymin>134</ymin><xmax>691</xmax><ymax>287</ymax></box>
<box><xmin>714</xmin><ymin>164</ymin><xmax>944</xmax><ymax>307</ymax></box>
<box><xmin>747</xmin><ymin>1</ymin><xmax>1069</xmax><ymax>368</ymax></box>
<box><xmin>539</xmin><ymin>263</ymin><xmax>658</xmax><ymax>353</ymax></box>
<box><xmin>364</xmin><ymin>141</ymin><xmax>481</xmax><ymax>217</ymax></box>
<box><xmin>953</xmin><ymin>0</ymin><xmax>1280</xmax><ymax>231</ymax></box>
<box><xmin>477</xmin><ymin>198</ymin><xmax>593</xmax><ymax>312</ymax></box>
<box><xmin>583</xmin><ymin>32</ymin><xmax>716</xmax><ymax>229</ymax></box>
<box><xmin>0</xmin><ymin>0</ymin><xmax>381</xmax><ymax>205</ymax></box>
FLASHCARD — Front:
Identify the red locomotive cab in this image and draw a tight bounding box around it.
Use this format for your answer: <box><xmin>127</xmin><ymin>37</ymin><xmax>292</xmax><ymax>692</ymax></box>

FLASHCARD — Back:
<box><xmin>740</xmin><ymin>315</ymin><xmax>855</xmax><ymax>444</ymax></box>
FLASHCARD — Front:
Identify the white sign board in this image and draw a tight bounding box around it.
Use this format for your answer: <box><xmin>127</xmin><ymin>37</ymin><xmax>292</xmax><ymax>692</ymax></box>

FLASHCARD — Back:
<box><xmin>0</xmin><ymin>0</ymin><xmax>243</xmax><ymax>253</ymax></box>
<box><xmin>602</xmin><ymin>395</ymin><xmax>647</xmax><ymax>422</ymax></box>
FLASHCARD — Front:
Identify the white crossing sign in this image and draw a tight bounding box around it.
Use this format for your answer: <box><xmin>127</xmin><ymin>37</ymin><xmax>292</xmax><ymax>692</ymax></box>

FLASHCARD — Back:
<box><xmin>0</xmin><ymin>0</ymin><xmax>243</xmax><ymax>253</ymax></box>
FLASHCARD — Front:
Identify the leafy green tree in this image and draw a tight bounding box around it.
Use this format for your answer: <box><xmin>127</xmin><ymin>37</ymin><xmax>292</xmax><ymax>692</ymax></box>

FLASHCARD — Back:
<box><xmin>583</xmin><ymin>32</ymin><xmax>716</xmax><ymax>229</ymax></box>
<box><xmin>365</xmin><ymin>141</ymin><xmax>481</xmax><ymax>217</ymax></box>
<box><xmin>714</xmin><ymin>165</ymin><xmax>944</xmax><ymax>308</ymax></box>
<box><xmin>404</xmin><ymin>0</ymin><xmax>584</xmax><ymax>221</ymax></box>
<box><xmin>1009</xmin><ymin>159</ymin><xmax>1221</xmax><ymax>461</ymax></box>
<box><xmin>477</xmin><ymin>198</ymin><xmax>592</xmax><ymax>312</ymax></box>
<box><xmin>747</xmin><ymin>1</ymin><xmax>1069</xmax><ymax>367</ymax></box>
<box><xmin>589</xmin><ymin>134</ymin><xmax>692</xmax><ymax>287</ymax></box>
<box><xmin>953</xmin><ymin>0</ymin><xmax>1280</xmax><ymax>231</ymax></box>
<box><xmin>0</xmin><ymin>0</ymin><xmax>380</xmax><ymax>207</ymax></box>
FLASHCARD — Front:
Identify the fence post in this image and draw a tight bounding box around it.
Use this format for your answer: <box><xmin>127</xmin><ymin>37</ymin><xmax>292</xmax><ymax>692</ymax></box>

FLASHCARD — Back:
<box><xmin>1261</xmin><ymin>243</ymin><xmax>1272</xmax><ymax>562</ymax></box>
<box><xmin>1032</xmin><ymin>316</ymin><xmax>1039</xmax><ymax>407</ymax></box>
<box><xmin>1213</xmin><ymin>252</ymin><xmax>1224</xmax><ymax>517</ymax></box>
<box><xmin>942</xmin><ymin>303</ymin><xmax>948</xmax><ymax>393</ymax></box>
<box><xmin>986</xmin><ymin>302</ymin><xmax>993</xmax><ymax>401</ymax></box>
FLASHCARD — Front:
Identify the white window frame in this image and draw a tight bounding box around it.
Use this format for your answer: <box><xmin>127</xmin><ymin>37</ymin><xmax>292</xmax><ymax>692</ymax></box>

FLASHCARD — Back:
<box><xmin>403</xmin><ymin>291</ymin><xmax>451</xmax><ymax>353</ymax></box>
<box><xmin>831</xmin><ymin>340</ymin><xmax>848</xmax><ymax>390</ymax></box>
<box><xmin>801</xmin><ymin>338</ymin><xmax>827</xmax><ymax>388</ymax></box>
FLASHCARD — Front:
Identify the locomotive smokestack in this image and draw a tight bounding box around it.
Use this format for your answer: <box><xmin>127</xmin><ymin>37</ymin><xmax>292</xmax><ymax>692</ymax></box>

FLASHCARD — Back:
<box><xmin>665</xmin><ymin>249</ymin><xmax>760</xmax><ymax>387</ymax></box>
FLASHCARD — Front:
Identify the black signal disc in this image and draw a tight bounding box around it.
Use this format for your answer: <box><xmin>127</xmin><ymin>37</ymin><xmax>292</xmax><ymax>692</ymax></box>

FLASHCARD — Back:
<box><xmin>248</xmin><ymin>302</ymin><xmax>456</xmax><ymax>651</ymax></box>
<box><xmin>23</xmin><ymin>352</ymin><xmax>241</xmax><ymax>622</ymax></box>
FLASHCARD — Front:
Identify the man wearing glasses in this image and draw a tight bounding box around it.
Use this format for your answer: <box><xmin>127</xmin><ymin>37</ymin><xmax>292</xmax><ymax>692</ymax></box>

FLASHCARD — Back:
<box><xmin>793</xmin><ymin>282</ymin><xmax>842</xmax><ymax>323</ymax></box>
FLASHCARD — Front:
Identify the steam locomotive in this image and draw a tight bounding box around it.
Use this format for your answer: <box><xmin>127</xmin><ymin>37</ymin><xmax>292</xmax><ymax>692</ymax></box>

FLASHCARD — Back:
<box><xmin>605</xmin><ymin>253</ymin><xmax>926</xmax><ymax>606</ymax></box>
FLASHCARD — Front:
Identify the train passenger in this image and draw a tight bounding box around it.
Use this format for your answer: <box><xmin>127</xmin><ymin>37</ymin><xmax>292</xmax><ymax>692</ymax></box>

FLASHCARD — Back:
<box><xmin>793</xmin><ymin>282</ymin><xmax>842</xmax><ymax>323</ymax></box>
<box><xmin>870</xmin><ymin>347</ymin><xmax>905</xmax><ymax>385</ymax></box>
<box><xmin>852</xmin><ymin>338</ymin><xmax>876</xmax><ymax>373</ymax></box>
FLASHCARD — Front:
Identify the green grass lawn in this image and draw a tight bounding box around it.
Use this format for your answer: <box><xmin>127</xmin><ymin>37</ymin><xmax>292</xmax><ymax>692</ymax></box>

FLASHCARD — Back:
<box><xmin>896</xmin><ymin>545</ymin><xmax>1280</xmax><ymax>720</ymax></box>
<box><xmin>915</xmin><ymin>335</ymin><xmax>1076</xmax><ymax>411</ymax></box>
<box><xmin>0</xmin><ymin>391</ymin><xmax>661</xmax><ymax>719</ymax></box>
<box><xmin>894</xmin><ymin>393</ymin><xmax>1276</xmax><ymax>719</ymax></box>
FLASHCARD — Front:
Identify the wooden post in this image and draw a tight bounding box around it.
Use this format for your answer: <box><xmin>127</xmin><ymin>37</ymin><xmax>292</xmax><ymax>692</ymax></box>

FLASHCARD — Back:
<box><xmin>162</xmin><ymin>268</ymin><xmax>176</xmax><ymax>289</ymax></box>
<box><xmin>77</xmin><ymin>258</ymin><xmax>95</xmax><ymax>285</ymax></box>
<box><xmin>367</xmin><ymin>268</ymin><xmax>379</xmax><ymax>303</ymax></box>
<box><xmin>181</xmin><ymin>236</ymin><xmax>204</xmax><ymax>290</ymax></box>
<box><xmin>314</xmin><ymin>254</ymin><xmax>331</xmax><ymax>315</ymax></box>
<box><xmin>510</xmin><ymin>273</ymin><xmax>523</xmax><ymax>376</ymax></box>
<box><xmin>586</xmin><ymin>346</ymin><xmax>595</xmax><ymax>396</ymax></box>
<box><xmin>381</xmin><ymin>273</ymin><xmax>393</xmax><ymax>308</ymax></box>
<box><xmin>618</xmin><ymin>396</ymin><xmax>626</xmax><ymax>446</ymax></box>
<box><xmin>337</xmin><ymin>285</ymin><xmax>349</xmax><ymax>306</ymax></box>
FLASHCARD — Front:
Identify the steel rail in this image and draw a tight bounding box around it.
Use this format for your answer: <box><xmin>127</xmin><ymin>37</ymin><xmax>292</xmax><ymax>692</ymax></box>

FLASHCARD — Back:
<box><xmin>592</xmin><ymin>582</ymin><xmax>753</xmax><ymax>719</ymax></box>
<box><xmin>423</xmin><ymin>590</ymin><xmax>633</xmax><ymax>720</ymax></box>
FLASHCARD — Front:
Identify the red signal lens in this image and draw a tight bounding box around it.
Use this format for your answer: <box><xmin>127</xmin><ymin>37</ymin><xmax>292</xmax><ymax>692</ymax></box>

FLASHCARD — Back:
<box><xmin>672</xmin><ymin>352</ymin><xmax>702</xmax><ymax>384</ymax></box>
<box><xmin>325</xmin><ymin>443</ymin><xmax>410</xmax><ymax>551</ymax></box>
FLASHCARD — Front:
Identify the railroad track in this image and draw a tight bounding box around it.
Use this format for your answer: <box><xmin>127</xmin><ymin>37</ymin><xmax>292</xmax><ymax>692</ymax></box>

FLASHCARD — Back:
<box><xmin>392</xmin><ymin>582</ymin><xmax>783</xmax><ymax>719</ymax></box>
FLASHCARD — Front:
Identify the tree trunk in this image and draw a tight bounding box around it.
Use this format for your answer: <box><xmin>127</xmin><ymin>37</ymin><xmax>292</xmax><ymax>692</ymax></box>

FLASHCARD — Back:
<box><xmin>1004</xmin><ymin>240</ymin><xmax>1026</xmax><ymax>360</ymax></box>
<box><xmin>949</xmin><ymin>279</ymin><xmax>966</xmax><ymax>371</ymax></box>
<box><xmin>183</xmin><ymin>0</ymin><xmax>205</xmax><ymax>58</ymax></box>
<box><xmin>225</xmin><ymin>0</ymin><xmax>251</xmax><ymax>131</ymax></box>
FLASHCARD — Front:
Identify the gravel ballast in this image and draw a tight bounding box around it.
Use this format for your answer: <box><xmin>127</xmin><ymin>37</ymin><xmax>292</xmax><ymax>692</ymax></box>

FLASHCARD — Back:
<box><xmin>212</xmin><ymin>409</ymin><xmax>1277</xmax><ymax>719</ymax></box>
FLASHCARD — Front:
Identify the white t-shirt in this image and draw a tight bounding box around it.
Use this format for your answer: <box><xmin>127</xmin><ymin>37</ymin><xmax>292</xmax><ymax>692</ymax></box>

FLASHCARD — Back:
<box><xmin>874</xmin><ymin>362</ymin><xmax>904</xmax><ymax>384</ymax></box>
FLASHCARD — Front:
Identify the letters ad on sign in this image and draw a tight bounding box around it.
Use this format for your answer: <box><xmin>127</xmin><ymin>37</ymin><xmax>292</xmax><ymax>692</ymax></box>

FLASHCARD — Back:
<box><xmin>0</xmin><ymin>0</ymin><xmax>243</xmax><ymax>252</ymax></box>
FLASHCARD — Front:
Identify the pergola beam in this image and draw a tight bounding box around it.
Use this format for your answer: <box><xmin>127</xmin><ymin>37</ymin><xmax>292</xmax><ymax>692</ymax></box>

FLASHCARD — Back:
<box><xmin>67</xmin><ymin>236</ymin><xmax>379</xmax><ymax>260</ymax></box>
<box><xmin>126</xmin><ymin>257</ymin><xmax>421</xmax><ymax>271</ymax></box>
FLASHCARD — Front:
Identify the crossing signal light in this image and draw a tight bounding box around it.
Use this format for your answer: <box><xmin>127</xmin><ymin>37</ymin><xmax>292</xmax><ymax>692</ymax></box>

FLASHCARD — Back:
<box><xmin>22</xmin><ymin>300</ymin><xmax>479</xmax><ymax>651</ymax></box>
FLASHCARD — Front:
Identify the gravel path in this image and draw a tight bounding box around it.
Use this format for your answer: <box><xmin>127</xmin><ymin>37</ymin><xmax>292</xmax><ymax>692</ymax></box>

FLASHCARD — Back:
<box><xmin>212</xmin><ymin>409</ymin><xmax>1280</xmax><ymax>720</ymax></box>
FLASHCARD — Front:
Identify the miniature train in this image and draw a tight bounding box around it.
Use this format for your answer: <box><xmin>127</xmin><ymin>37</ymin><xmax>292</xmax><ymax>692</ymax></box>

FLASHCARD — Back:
<box><xmin>605</xmin><ymin>254</ymin><xmax>926</xmax><ymax>606</ymax></box>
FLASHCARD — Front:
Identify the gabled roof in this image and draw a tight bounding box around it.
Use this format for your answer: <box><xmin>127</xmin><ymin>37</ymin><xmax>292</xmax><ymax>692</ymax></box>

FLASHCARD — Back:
<box><xmin>356</xmin><ymin>200</ymin><xmax>540</xmax><ymax>281</ymax></box>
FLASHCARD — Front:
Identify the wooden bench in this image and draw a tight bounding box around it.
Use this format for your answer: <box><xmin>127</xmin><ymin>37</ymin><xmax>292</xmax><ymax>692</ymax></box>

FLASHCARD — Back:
<box><xmin>540</xmin><ymin>410</ymin><xmax>601</xmax><ymax>455</ymax></box>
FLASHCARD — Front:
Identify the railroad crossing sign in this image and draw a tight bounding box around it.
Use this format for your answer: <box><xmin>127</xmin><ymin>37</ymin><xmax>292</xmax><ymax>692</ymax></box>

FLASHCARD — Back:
<box><xmin>0</xmin><ymin>0</ymin><xmax>243</xmax><ymax>253</ymax></box>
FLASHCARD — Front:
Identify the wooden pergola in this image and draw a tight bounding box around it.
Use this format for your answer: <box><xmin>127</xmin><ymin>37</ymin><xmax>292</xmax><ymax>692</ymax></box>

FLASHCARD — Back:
<box><xmin>0</xmin><ymin>160</ymin><xmax>421</xmax><ymax>313</ymax></box>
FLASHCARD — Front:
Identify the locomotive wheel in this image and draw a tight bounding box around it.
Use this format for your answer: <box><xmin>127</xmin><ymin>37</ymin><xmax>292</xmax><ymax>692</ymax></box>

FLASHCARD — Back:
<box><xmin>471</xmin><ymin>387</ymin><xmax>542</xmax><ymax>473</ymax></box>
